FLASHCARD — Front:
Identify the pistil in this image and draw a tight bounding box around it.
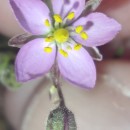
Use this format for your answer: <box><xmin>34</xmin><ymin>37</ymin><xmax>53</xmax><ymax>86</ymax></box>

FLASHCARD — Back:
<box><xmin>54</xmin><ymin>28</ymin><xmax>69</xmax><ymax>43</ymax></box>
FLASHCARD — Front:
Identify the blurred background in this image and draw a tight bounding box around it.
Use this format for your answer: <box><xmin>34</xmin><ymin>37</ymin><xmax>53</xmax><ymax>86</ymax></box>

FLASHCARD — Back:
<box><xmin>0</xmin><ymin>0</ymin><xmax>130</xmax><ymax>130</ymax></box>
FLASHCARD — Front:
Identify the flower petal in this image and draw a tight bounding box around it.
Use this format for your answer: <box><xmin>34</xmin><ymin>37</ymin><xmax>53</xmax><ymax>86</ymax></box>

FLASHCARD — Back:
<box><xmin>15</xmin><ymin>38</ymin><xmax>56</xmax><ymax>82</ymax></box>
<box><xmin>9</xmin><ymin>0</ymin><xmax>51</xmax><ymax>35</ymax></box>
<box><xmin>72</xmin><ymin>12</ymin><xmax>121</xmax><ymax>47</ymax></box>
<box><xmin>51</xmin><ymin>0</ymin><xmax>85</xmax><ymax>19</ymax></box>
<box><xmin>58</xmin><ymin>47</ymin><xmax>96</xmax><ymax>88</ymax></box>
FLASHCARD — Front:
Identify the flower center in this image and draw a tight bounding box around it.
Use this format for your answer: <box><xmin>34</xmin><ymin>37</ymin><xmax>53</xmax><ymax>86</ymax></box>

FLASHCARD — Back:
<box><xmin>43</xmin><ymin>12</ymin><xmax>89</xmax><ymax>56</ymax></box>
<box><xmin>54</xmin><ymin>28</ymin><xmax>69</xmax><ymax>43</ymax></box>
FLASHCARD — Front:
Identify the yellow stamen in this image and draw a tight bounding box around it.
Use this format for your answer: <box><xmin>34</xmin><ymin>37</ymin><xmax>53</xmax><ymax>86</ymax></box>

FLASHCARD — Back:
<box><xmin>67</xmin><ymin>12</ymin><xmax>75</xmax><ymax>20</ymax></box>
<box><xmin>80</xmin><ymin>32</ymin><xmax>88</xmax><ymax>40</ymax></box>
<box><xmin>44</xmin><ymin>19</ymin><xmax>50</xmax><ymax>27</ymax></box>
<box><xmin>59</xmin><ymin>49</ymin><xmax>68</xmax><ymax>57</ymax></box>
<box><xmin>74</xmin><ymin>44</ymin><xmax>82</xmax><ymax>51</ymax></box>
<box><xmin>44</xmin><ymin>47</ymin><xmax>52</xmax><ymax>53</ymax></box>
<box><xmin>67</xmin><ymin>46</ymin><xmax>72</xmax><ymax>50</ymax></box>
<box><xmin>45</xmin><ymin>36</ymin><xmax>54</xmax><ymax>42</ymax></box>
<box><xmin>54</xmin><ymin>28</ymin><xmax>69</xmax><ymax>43</ymax></box>
<box><xmin>53</xmin><ymin>14</ymin><xmax>63</xmax><ymax>23</ymax></box>
<box><xmin>75</xmin><ymin>26</ymin><xmax>83</xmax><ymax>33</ymax></box>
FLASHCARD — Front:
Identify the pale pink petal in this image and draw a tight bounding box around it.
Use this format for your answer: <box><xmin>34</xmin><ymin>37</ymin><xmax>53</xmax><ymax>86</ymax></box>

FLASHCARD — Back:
<box><xmin>58</xmin><ymin>47</ymin><xmax>96</xmax><ymax>88</ymax></box>
<box><xmin>51</xmin><ymin>0</ymin><xmax>85</xmax><ymax>19</ymax></box>
<box><xmin>72</xmin><ymin>12</ymin><xmax>121</xmax><ymax>47</ymax></box>
<box><xmin>9</xmin><ymin>0</ymin><xmax>51</xmax><ymax>35</ymax></box>
<box><xmin>15</xmin><ymin>38</ymin><xmax>56</xmax><ymax>82</ymax></box>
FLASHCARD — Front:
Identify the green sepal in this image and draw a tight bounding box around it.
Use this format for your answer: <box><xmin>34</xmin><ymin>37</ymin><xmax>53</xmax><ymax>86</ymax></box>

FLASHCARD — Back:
<box><xmin>46</xmin><ymin>106</ymin><xmax>77</xmax><ymax>130</ymax></box>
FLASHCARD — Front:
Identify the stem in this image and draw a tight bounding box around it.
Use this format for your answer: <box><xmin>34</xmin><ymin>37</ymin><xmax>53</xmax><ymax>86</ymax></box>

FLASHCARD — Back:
<box><xmin>50</xmin><ymin>62</ymin><xmax>65</xmax><ymax>107</ymax></box>
<box><xmin>48</xmin><ymin>64</ymin><xmax>77</xmax><ymax>130</ymax></box>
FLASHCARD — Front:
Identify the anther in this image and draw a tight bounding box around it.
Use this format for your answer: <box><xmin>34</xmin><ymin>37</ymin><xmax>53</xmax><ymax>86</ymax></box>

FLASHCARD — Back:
<box><xmin>67</xmin><ymin>12</ymin><xmax>75</xmax><ymax>20</ymax></box>
<box><xmin>44</xmin><ymin>19</ymin><xmax>50</xmax><ymax>27</ymax></box>
<box><xmin>53</xmin><ymin>14</ymin><xmax>63</xmax><ymax>23</ymax></box>
<box><xmin>45</xmin><ymin>36</ymin><xmax>54</xmax><ymax>42</ymax></box>
<box><xmin>59</xmin><ymin>49</ymin><xmax>68</xmax><ymax>57</ymax></box>
<box><xmin>44</xmin><ymin>47</ymin><xmax>53</xmax><ymax>53</ymax></box>
<box><xmin>75</xmin><ymin>26</ymin><xmax>83</xmax><ymax>33</ymax></box>
<box><xmin>80</xmin><ymin>32</ymin><xmax>88</xmax><ymax>40</ymax></box>
<box><xmin>74</xmin><ymin>44</ymin><xmax>82</xmax><ymax>51</ymax></box>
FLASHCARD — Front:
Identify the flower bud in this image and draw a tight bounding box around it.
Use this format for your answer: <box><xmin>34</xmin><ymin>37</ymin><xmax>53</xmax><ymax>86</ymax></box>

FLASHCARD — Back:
<box><xmin>46</xmin><ymin>106</ymin><xmax>77</xmax><ymax>130</ymax></box>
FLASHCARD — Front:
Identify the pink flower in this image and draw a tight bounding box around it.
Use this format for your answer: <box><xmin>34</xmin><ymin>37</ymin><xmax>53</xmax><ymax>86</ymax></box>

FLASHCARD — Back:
<box><xmin>9</xmin><ymin>0</ymin><xmax>121</xmax><ymax>88</ymax></box>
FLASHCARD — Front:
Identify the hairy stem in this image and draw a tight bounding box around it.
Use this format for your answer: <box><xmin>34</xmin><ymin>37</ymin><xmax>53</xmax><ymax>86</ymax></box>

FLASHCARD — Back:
<box><xmin>50</xmin><ymin>63</ymin><xmax>65</xmax><ymax>107</ymax></box>
<box><xmin>48</xmin><ymin>64</ymin><xmax>77</xmax><ymax>130</ymax></box>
